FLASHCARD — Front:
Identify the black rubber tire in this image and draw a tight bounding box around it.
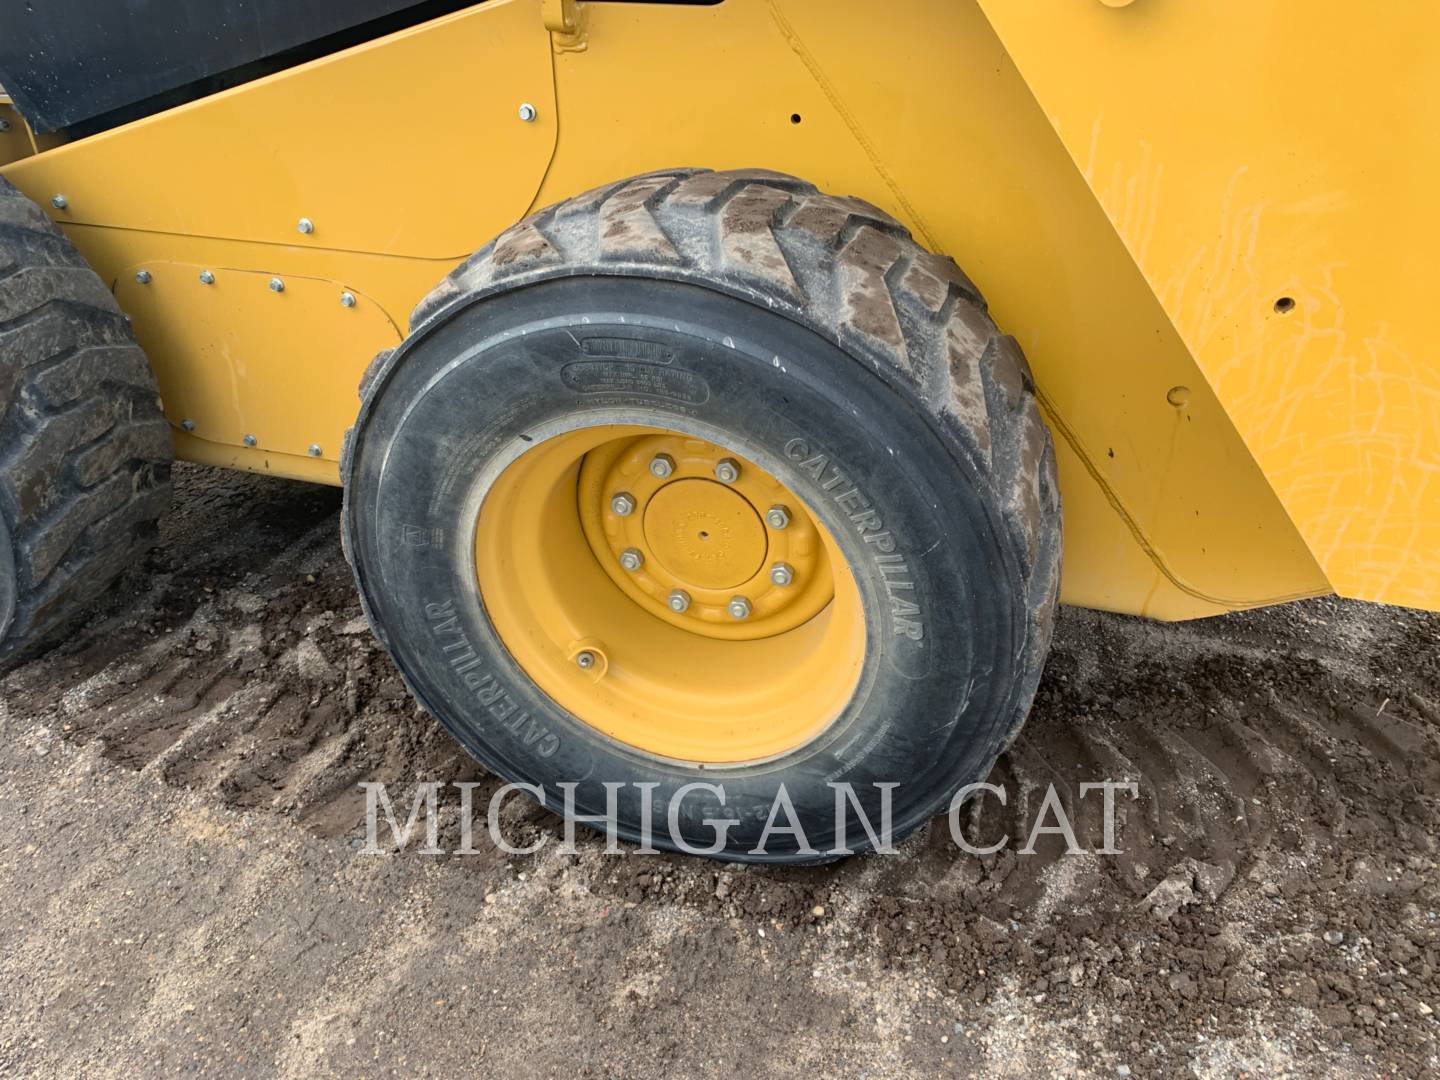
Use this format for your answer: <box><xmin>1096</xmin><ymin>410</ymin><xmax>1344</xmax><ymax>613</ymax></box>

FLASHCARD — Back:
<box><xmin>0</xmin><ymin>177</ymin><xmax>172</xmax><ymax>668</ymax></box>
<box><xmin>342</xmin><ymin>169</ymin><xmax>1060</xmax><ymax>862</ymax></box>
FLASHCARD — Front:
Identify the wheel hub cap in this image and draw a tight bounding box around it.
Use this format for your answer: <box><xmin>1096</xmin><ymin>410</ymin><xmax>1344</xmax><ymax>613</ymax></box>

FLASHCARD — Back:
<box><xmin>642</xmin><ymin>479</ymin><xmax>765</xmax><ymax>589</ymax></box>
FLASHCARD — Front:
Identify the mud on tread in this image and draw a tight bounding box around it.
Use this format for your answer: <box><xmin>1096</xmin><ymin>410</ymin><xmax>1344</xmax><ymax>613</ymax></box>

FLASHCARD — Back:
<box><xmin>355</xmin><ymin>167</ymin><xmax>1060</xmax><ymax>754</ymax></box>
<box><xmin>0</xmin><ymin>176</ymin><xmax>173</xmax><ymax>667</ymax></box>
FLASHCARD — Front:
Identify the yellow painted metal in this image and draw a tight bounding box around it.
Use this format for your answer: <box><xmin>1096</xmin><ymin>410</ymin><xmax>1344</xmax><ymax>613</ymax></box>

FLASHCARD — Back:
<box><xmin>16</xmin><ymin>225</ymin><xmax>456</xmax><ymax>482</ymax></box>
<box><xmin>0</xmin><ymin>2</ymin><xmax>556</xmax><ymax>259</ymax></box>
<box><xmin>0</xmin><ymin>98</ymin><xmax>28</xmax><ymax>167</ymax></box>
<box><xmin>541</xmin><ymin>0</ymin><xmax>588</xmax><ymax>48</ymax></box>
<box><xmin>975</xmin><ymin>0</ymin><xmax>1440</xmax><ymax>612</ymax></box>
<box><xmin>642</xmin><ymin>482</ymin><xmax>767</xmax><ymax>589</ymax></box>
<box><xmin>530</xmin><ymin>0</ymin><xmax>1334</xmax><ymax>618</ymax></box>
<box><xmin>114</xmin><ymin>263</ymin><xmax>401</xmax><ymax>462</ymax></box>
<box><xmin>171</xmin><ymin>430</ymin><xmax>341</xmax><ymax>485</ymax></box>
<box><xmin>0</xmin><ymin>95</ymin><xmax>62</xmax><ymax>167</ymax></box>
<box><xmin>475</xmin><ymin>425</ymin><xmax>866</xmax><ymax>764</ymax></box>
<box><xmin>576</xmin><ymin>433</ymin><xmax>834</xmax><ymax>640</ymax></box>
<box><xmin>2</xmin><ymin>0</ymin><xmax>1428</xmax><ymax>616</ymax></box>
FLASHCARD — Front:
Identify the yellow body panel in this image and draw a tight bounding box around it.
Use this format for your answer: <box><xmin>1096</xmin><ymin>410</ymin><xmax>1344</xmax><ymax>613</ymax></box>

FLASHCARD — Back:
<box><xmin>977</xmin><ymin>1</ymin><xmax>1440</xmax><ymax>611</ymax></box>
<box><xmin>3</xmin><ymin>4</ymin><xmax>557</xmax><ymax>258</ymax></box>
<box><xmin>0</xmin><ymin>99</ymin><xmax>29</xmax><ymax>167</ymax></box>
<box><xmin>114</xmin><ymin>263</ymin><xmax>402</xmax><ymax>463</ymax></box>
<box><xmin>0</xmin><ymin>95</ymin><xmax>64</xmax><ymax>166</ymax></box>
<box><xmin>526</xmin><ymin>0</ymin><xmax>1337</xmax><ymax>620</ymax></box>
<box><xmin>0</xmin><ymin>0</ymin><xmax>1426</xmax><ymax>617</ymax></box>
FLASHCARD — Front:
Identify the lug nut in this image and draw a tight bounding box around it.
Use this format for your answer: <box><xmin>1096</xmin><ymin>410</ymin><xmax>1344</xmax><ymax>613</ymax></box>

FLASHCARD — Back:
<box><xmin>180</xmin><ymin>419</ymin><xmax>196</xmax><ymax>432</ymax></box>
<box><xmin>297</xmin><ymin>217</ymin><xmax>315</xmax><ymax>235</ymax></box>
<box><xmin>770</xmin><ymin>562</ymin><xmax>795</xmax><ymax>587</ymax></box>
<box><xmin>269</xmin><ymin>276</ymin><xmax>285</xmax><ymax>293</ymax></box>
<box><xmin>308</xmin><ymin>443</ymin><xmax>322</xmax><ymax>457</ymax></box>
<box><xmin>610</xmin><ymin>492</ymin><xmax>636</xmax><ymax>516</ymax></box>
<box><xmin>243</xmin><ymin>433</ymin><xmax>257</xmax><ymax>447</ymax></box>
<box><xmin>619</xmin><ymin>548</ymin><xmax>644</xmax><ymax>572</ymax></box>
<box><xmin>199</xmin><ymin>269</ymin><xmax>215</xmax><ymax>285</ymax></box>
<box><xmin>727</xmin><ymin>596</ymin><xmax>752</xmax><ymax>620</ymax></box>
<box><xmin>714</xmin><ymin>458</ymin><xmax>740</xmax><ymax>484</ymax></box>
<box><xmin>50</xmin><ymin>194</ymin><xmax>66</xmax><ymax>209</ymax></box>
<box><xmin>667</xmin><ymin>589</ymin><xmax>691</xmax><ymax>613</ymax></box>
<box><xmin>766</xmin><ymin>504</ymin><xmax>791</xmax><ymax>530</ymax></box>
<box><xmin>135</xmin><ymin>270</ymin><xmax>152</xmax><ymax>284</ymax></box>
<box><xmin>340</xmin><ymin>291</ymin><xmax>357</xmax><ymax>308</ymax></box>
<box><xmin>575</xmin><ymin>650</ymin><xmax>597</xmax><ymax>670</ymax></box>
<box><xmin>518</xmin><ymin>102</ymin><xmax>537</xmax><ymax>123</ymax></box>
<box><xmin>649</xmin><ymin>454</ymin><xmax>675</xmax><ymax>479</ymax></box>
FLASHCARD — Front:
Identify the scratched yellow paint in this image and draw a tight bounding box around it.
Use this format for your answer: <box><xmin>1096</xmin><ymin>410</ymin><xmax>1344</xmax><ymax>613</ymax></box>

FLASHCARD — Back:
<box><xmin>532</xmin><ymin>0</ymin><xmax>1332</xmax><ymax>617</ymax></box>
<box><xmin>977</xmin><ymin>0</ymin><xmax>1440</xmax><ymax>611</ymax></box>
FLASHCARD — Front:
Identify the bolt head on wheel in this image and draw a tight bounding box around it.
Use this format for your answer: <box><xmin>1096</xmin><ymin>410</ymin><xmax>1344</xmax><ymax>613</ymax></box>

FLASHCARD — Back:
<box><xmin>714</xmin><ymin>458</ymin><xmax>740</xmax><ymax>484</ymax></box>
<box><xmin>619</xmin><ymin>547</ymin><xmax>644</xmax><ymax>571</ymax></box>
<box><xmin>610</xmin><ymin>492</ymin><xmax>636</xmax><ymax>516</ymax></box>
<box><xmin>766</xmin><ymin>505</ymin><xmax>791</xmax><ymax>530</ymax></box>
<box><xmin>726</xmin><ymin>596</ymin><xmax>752</xmax><ymax>620</ymax></box>
<box><xmin>649</xmin><ymin>454</ymin><xmax>675</xmax><ymax>479</ymax></box>
<box><xmin>667</xmin><ymin>589</ymin><xmax>691</xmax><ymax>613</ymax></box>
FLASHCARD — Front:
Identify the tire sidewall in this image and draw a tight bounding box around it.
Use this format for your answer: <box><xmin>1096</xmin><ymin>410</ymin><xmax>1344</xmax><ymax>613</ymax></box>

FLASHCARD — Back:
<box><xmin>347</xmin><ymin>277</ymin><xmax>1026</xmax><ymax>859</ymax></box>
<box><xmin>0</xmin><ymin>509</ymin><xmax>15</xmax><ymax>643</ymax></box>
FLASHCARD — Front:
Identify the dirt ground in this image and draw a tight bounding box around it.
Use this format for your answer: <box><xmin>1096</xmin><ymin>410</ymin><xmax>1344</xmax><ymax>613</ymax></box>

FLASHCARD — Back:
<box><xmin>0</xmin><ymin>464</ymin><xmax>1437</xmax><ymax>1078</ymax></box>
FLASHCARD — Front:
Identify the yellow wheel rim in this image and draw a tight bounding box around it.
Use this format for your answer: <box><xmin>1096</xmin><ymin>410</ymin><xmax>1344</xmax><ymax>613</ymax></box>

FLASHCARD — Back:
<box><xmin>474</xmin><ymin>424</ymin><xmax>866</xmax><ymax>765</ymax></box>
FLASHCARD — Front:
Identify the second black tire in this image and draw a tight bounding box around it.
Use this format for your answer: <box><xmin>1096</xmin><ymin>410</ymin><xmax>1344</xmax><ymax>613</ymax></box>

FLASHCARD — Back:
<box><xmin>0</xmin><ymin>177</ymin><xmax>172</xmax><ymax>669</ymax></box>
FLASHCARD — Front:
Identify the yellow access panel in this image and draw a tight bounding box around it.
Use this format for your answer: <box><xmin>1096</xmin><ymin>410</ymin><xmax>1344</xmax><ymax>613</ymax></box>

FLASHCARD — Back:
<box><xmin>977</xmin><ymin>0</ymin><xmax>1440</xmax><ymax>611</ymax></box>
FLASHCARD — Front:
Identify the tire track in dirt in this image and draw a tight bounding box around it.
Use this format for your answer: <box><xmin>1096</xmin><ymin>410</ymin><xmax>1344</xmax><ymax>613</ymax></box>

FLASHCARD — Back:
<box><xmin>3</xmin><ymin>463</ymin><xmax>1437</xmax><ymax>1075</ymax></box>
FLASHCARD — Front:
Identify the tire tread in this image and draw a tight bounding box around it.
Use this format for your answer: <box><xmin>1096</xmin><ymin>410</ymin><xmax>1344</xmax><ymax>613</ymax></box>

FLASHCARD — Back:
<box><xmin>0</xmin><ymin>177</ymin><xmax>172</xmax><ymax>666</ymax></box>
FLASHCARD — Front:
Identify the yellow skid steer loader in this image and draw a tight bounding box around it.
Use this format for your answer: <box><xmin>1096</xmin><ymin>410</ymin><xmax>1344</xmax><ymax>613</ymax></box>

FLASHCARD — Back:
<box><xmin>0</xmin><ymin>0</ymin><xmax>1434</xmax><ymax>859</ymax></box>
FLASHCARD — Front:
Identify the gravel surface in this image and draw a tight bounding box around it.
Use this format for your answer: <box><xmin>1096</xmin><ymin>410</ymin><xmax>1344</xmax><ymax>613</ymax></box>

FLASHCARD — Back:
<box><xmin>1</xmin><ymin>464</ymin><xmax>1437</xmax><ymax>1078</ymax></box>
